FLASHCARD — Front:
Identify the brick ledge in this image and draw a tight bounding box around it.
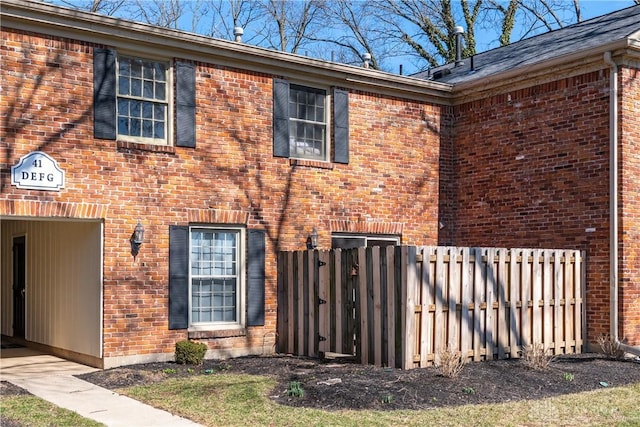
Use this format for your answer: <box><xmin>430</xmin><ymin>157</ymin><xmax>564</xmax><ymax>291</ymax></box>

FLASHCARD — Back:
<box><xmin>188</xmin><ymin>329</ymin><xmax>247</xmax><ymax>339</ymax></box>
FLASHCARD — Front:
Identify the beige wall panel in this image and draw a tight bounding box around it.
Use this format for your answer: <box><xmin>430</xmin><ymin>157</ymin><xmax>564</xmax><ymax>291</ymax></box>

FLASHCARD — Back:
<box><xmin>0</xmin><ymin>219</ymin><xmax>101</xmax><ymax>357</ymax></box>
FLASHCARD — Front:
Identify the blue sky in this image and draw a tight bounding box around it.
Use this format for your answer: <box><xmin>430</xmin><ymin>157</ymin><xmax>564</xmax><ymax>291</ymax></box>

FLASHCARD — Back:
<box><xmin>476</xmin><ymin>0</ymin><xmax>636</xmax><ymax>52</ymax></box>
<box><xmin>387</xmin><ymin>0</ymin><xmax>637</xmax><ymax>73</ymax></box>
<box><xmin>47</xmin><ymin>0</ymin><xmax>637</xmax><ymax>74</ymax></box>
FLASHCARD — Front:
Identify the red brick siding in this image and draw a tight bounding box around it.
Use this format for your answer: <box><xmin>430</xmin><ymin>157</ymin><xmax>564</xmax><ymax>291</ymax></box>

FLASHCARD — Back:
<box><xmin>448</xmin><ymin>70</ymin><xmax>613</xmax><ymax>345</ymax></box>
<box><xmin>620</xmin><ymin>65</ymin><xmax>640</xmax><ymax>345</ymax></box>
<box><xmin>1</xmin><ymin>28</ymin><xmax>444</xmax><ymax>360</ymax></box>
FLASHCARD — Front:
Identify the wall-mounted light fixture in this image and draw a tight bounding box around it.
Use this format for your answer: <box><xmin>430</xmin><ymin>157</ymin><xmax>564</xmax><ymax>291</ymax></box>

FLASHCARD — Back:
<box><xmin>306</xmin><ymin>227</ymin><xmax>318</xmax><ymax>250</ymax></box>
<box><xmin>130</xmin><ymin>220</ymin><xmax>145</xmax><ymax>257</ymax></box>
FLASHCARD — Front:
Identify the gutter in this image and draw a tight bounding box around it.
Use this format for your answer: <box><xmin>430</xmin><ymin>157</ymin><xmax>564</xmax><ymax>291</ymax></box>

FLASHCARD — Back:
<box><xmin>603</xmin><ymin>51</ymin><xmax>640</xmax><ymax>358</ymax></box>
<box><xmin>0</xmin><ymin>0</ymin><xmax>452</xmax><ymax>104</ymax></box>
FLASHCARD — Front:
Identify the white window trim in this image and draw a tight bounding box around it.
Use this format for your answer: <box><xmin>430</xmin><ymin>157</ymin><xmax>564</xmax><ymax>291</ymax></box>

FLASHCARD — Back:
<box><xmin>331</xmin><ymin>233</ymin><xmax>401</xmax><ymax>247</ymax></box>
<box><xmin>288</xmin><ymin>82</ymin><xmax>331</xmax><ymax>162</ymax></box>
<box><xmin>188</xmin><ymin>226</ymin><xmax>246</xmax><ymax>331</ymax></box>
<box><xmin>115</xmin><ymin>52</ymin><xmax>173</xmax><ymax>146</ymax></box>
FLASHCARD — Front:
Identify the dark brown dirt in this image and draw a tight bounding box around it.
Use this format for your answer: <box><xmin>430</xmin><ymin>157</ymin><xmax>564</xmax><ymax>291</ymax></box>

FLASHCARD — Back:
<box><xmin>80</xmin><ymin>353</ymin><xmax>640</xmax><ymax>410</ymax></box>
<box><xmin>3</xmin><ymin>353</ymin><xmax>640</xmax><ymax>411</ymax></box>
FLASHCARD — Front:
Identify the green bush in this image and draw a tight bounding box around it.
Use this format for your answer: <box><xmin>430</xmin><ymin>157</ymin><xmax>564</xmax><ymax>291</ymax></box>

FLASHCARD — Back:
<box><xmin>175</xmin><ymin>340</ymin><xmax>208</xmax><ymax>365</ymax></box>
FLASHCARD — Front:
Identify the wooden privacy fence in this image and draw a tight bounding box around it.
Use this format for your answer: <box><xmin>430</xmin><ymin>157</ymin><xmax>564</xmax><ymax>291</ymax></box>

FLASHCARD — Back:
<box><xmin>277</xmin><ymin>246</ymin><xmax>585</xmax><ymax>369</ymax></box>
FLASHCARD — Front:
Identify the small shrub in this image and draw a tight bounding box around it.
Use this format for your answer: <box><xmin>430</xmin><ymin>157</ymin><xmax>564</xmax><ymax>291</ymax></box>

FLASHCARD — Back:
<box><xmin>217</xmin><ymin>362</ymin><xmax>231</xmax><ymax>371</ymax></box>
<box><xmin>380</xmin><ymin>394</ymin><xmax>393</xmax><ymax>404</ymax></box>
<box><xmin>436</xmin><ymin>345</ymin><xmax>466</xmax><ymax>378</ymax></box>
<box><xmin>162</xmin><ymin>368</ymin><xmax>177</xmax><ymax>374</ymax></box>
<box><xmin>521</xmin><ymin>343</ymin><xmax>554</xmax><ymax>370</ymax></box>
<box><xmin>462</xmin><ymin>386</ymin><xmax>476</xmax><ymax>394</ymax></box>
<box><xmin>596</xmin><ymin>333</ymin><xmax>625</xmax><ymax>359</ymax></box>
<box><xmin>286</xmin><ymin>381</ymin><xmax>304</xmax><ymax>398</ymax></box>
<box><xmin>562</xmin><ymin>372</ymin><xmax>574</xmax><ymax>382</ymax></box>
<box><xmin>175</xmin><ymin>340</ymin><xmax>208</xmax><ymax>365</ymax></box>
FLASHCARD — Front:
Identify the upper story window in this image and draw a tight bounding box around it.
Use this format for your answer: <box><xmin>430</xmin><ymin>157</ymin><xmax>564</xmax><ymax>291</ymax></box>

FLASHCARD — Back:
<box><xmin>117</xmin><ymin>56</ymin><xmax>168</xmax><ymax>143</ymax></box>
<box><xmin>94</xmin><ymin>48</ymin><xmax>196</xmax><ymax>148</ymax></box>
<box><xmin>273</xmin><ymin>79</ymin><xmax>349</xmax><ymax>164</ymax></box>
<box><xmin>289</xmin><ymin>85</ymin><xmax>327</xmax><ymax>160</ymax></box>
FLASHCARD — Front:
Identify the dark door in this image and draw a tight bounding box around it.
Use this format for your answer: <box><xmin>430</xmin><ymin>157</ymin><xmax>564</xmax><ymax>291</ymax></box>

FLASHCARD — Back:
<box><xmin>12</xmin><ymin>236</ymin><xmax>26</xmax><ymax>338</ymax></box>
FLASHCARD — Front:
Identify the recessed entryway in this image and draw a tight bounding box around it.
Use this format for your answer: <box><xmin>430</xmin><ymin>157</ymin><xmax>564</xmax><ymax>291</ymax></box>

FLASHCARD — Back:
<box><xmin>1</xmin><ymin>218</ymin><xmax>102</xmax><ymax>366</ymax></box>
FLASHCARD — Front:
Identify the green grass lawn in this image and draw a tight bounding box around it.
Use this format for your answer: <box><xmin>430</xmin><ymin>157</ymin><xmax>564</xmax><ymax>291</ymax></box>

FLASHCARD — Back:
<box><xmin>121</xmin><ymin>374</ymin><xmax>640</xmax><ymax>427</ymax></box>
<box><xmin>2</xmin><ymin>374</ymin><xmax>639</xmax><ymax>427</ymax></box>
<box><xmin>0</xmin><ymin>395</ymin><xmax>105</xmax><ymax>427</ymax></box>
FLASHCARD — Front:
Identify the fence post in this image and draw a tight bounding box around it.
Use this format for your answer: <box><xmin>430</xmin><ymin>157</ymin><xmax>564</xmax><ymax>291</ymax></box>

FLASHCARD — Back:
<box><xmin>508</xmin><ymin>249</ymin><xmax>520</xmax><ymax>358</ymax></box>
<box><xmin>385</xmin><ymin>245</ymin><xmax>396</xmax><ymax>368</ymax></box>
<box><xmin>532</xmin><ymin>249</ymin><xmax>543</xmax><ymax>346</ymax></box>
<box><xmin>420</xmin><ymin>246</ymin><xmax>435</xmax><ymax>367</ymax></box>
<box><xmin>401</xmin><ymin>246</ymin><xmax>419</xmax><ymax>369</ymax></box>
<box><xmin>296</xmin><ymin>251</ymin><xmax>305</xmax><ymax>356</ymax></box>
<box><xmin>448</xmin><ymin>247</ymin><xmax>461</xmax><ymax>356</ymax></box>
<box><xmin>497</xmin><ymin>249</ymin><xmax>507</xmax><ymax>359</ymax></box>
<box><xmin>472</xmin><ymin>247</ymin><xmax>484</xmax><ymax>361</ymax></box>
<box><xmin>354</xmin><ymin>247</ymin><xmax>367</xmax><ymax>364</ymax></box>
<box><xmin>318</xmin><ymin>250</ymin><xmax>330</xmax><ymax>354</ymax></box>
<box><xmin>333</xmin><ymin>249</ymin><xmax>343</xmax><ymax>355</ymax></box>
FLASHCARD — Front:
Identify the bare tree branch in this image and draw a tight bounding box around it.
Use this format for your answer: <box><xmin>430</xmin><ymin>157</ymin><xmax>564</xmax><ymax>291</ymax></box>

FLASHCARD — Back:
<box><xmin>57</xmin><ymin>0</ymin><xmax>127</xmax><ymax>15</ymax></box>
<box><xmin>573</xmin><ymin>0</ymin><xmax>582</xmax><ymax>22</ymax></box>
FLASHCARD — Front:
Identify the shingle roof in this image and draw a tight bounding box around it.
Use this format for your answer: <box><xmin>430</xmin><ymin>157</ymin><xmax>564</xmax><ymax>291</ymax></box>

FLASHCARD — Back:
<box><xmin>413</xmin><ymin>5</ymin><xmax>640</xmax><ymax>84</ymax></box>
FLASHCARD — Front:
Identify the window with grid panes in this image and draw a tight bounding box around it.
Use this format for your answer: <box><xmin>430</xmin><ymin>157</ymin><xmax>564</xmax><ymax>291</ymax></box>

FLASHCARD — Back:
<box><xmin>190</xmin><ymin>228</ymin><xmax>241</xmax><ymax>325</ymax></box>
<box><xmin>117</xmin><ymin>56</ymin><xmax>168</xmax><ymax>143</ymax></box>
<box><xmin>289</xmin><ymin>85</ymin><xmax>327</xmax><ymax>160</ymax></box>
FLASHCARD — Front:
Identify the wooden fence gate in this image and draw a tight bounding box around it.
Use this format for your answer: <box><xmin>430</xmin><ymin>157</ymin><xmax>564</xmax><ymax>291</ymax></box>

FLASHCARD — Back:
<box><xmin>277</xmin><ymin>246</ymin><xmax>585</xmax><ymax>369</ymax></box>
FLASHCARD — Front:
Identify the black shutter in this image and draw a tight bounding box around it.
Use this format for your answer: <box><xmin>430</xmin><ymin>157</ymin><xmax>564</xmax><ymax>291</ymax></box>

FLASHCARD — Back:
<box><xmin>93</xmin><ymin>48</ymin><xmax>116</xmax><ymax>140</ymax></box>
<box><xmin>176</xmin><ymin>62</ymin><xmax>196</xmax><ymax>148</ymax></box>
<box><xmin>169</xmin><ymin>225</ymin><xmax>189</xmax><ymax>329</ymax></box>
<box><xmin>247</xmin><ymin>229</ymin><xmax>266</xmax><ymax>326</ymax></box>
<box><xmin>273</xmin><ymin>79</ymin><xmax>290</xmax><ymax>157</ymax></box>
<box><xmin>333</xmin><ymin>88</ymin><xmax>349</xmax><ymax>164</ymax></box>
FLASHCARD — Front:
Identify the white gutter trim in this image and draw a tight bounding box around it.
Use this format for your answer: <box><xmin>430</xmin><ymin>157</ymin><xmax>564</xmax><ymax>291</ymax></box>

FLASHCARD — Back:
<box><xmin>0</xmin><ymin>0</ymin><xmax>452</xmax><ymax>102</ymax></box>
<box><xmin>603</xmin><ymin>51</ymin><xmax>640</xmax><ymax>358</ymax></box>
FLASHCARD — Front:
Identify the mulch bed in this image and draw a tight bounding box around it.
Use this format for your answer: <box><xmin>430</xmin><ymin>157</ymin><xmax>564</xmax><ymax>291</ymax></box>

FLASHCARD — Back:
<box><xmin>3</xmin><ymin>353</ymin><xmax>639</xmax><ymax>411</ymax></box>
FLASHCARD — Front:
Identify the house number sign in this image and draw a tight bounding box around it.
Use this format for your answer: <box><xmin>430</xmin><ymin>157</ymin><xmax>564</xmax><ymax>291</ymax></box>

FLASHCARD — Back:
<box><xmin>11</xmin><ymin>151</ymin><xmax>65</xmax><ymax>191</ymax></box>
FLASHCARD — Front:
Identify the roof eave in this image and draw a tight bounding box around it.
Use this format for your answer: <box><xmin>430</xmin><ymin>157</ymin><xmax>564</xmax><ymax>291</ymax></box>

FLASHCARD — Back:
<box><xmin>0</xmin><ymin>0</ymin><xmax>453</xmax><ymax>104</ymax></box>
<box><xmin>451</xmin><ymin>38</ymin><xmax>636</xmax><ymax>102</ymax></box>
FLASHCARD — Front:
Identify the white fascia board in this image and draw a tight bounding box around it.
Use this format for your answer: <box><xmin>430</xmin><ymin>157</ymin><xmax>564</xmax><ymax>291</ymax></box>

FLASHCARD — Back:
<box><xmin>0</xmin><ymin>0</ymin><xmax>452</xmax><ymax>104</ymax></box>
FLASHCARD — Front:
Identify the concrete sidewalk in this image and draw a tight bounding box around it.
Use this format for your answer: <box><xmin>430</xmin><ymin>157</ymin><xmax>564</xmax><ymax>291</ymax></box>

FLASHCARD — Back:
<box><xmin>1</xmin><ymin>347</ymin><xmax>203</xmax><ymax>427</ymax></box>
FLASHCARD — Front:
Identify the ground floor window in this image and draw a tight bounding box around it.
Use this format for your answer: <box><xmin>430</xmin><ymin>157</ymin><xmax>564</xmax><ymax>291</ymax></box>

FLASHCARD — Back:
<box><xmin>169</xmin><ymin>225</ymin><xmax>265</xmax><ymax>331</ymax></box>
<box><xmin>331</xmin><ymin>233</ymin><xmax>400</xmax><ymax>249</ymax></box>
<box><xmin>190</xmin><ymin>228</ymin><xmax>242</xmax><ymax>325</ymax></box>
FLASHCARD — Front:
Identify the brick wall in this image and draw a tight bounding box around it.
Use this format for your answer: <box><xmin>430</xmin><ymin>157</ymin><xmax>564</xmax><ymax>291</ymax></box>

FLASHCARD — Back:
<box><xmin>620</xmin><ymin>65</ymin><xmax>640</xmax><ymax>345</ymax></box>
<box><xmin>447</xmin><ymin>70</ymin><xmax>614</xmax><ymax>346</ymax></box>
<box><xmin>1</xmin><ymin>28</ymin><xmax>445</xmax><ymax>363</ymax></box>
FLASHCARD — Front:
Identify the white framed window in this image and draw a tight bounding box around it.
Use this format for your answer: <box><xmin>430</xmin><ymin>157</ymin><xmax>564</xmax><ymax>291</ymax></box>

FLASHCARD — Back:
<box><xmin>116</xmin><ymin>55</ymin><xmax>169</xmax><ymax>144</ymax></box>
<box><xmin>189</xmin><ymin>226</ymin><xmax>245</xmax><ymax>329</ymax></box>
<box><xmin>273</xmin><ymin>79</ymin><xmax>348</xmax><ymax>163</ymax></box>
<box><xmin>331</xmin><ymin>233</ymin><xmax>401</xmax><ymax>249</ymax></box>
<box><xmin>289</xmin><ymin>84</ymin><xmax>328</xmax><ymax>161</ymax></box>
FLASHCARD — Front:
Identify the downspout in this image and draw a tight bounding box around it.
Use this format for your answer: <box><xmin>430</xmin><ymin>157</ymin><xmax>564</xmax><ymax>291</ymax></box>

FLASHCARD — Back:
<box><xmin>603</xmin><ymin>51</ymin><xmax>640</xmax><ymax>357</ymax></box>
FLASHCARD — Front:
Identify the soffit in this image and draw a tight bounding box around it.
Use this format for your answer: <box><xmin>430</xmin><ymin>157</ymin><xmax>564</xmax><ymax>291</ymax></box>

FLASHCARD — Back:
<box><xmin>0</xmin><ymin>0</ymin><xmax>453</xmax><ymax>105</ymax></box>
